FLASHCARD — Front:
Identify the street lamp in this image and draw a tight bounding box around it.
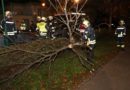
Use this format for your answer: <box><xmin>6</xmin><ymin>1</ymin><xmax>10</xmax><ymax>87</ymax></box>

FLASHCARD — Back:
<box><xmin>74</xmin><ymin>0</ymin><xmax>80</xmax><ymax>4</ymax></box>
<box><xmin>41</xmin><ymin>2</ymin><xmax>46</xmax><ymax>16</ymax></box>
<box><xmin>42</xmin><ymin>3</ymin><xmax>45</xmax><ymax>7</ymax></box>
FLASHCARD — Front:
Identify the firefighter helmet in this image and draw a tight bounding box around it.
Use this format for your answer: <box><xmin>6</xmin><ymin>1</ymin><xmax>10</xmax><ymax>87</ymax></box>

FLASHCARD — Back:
<box><xmin>48</xmin><ymin>16</ymin><xmax>53</xmax><ymax>20</ymax></box>
<box><xmin>37</xmin><ymin>16</ymin><xmax>41</xmax><ymax>21</ymax></box>
<box><xmin>42</xmin><ymin>16</ymin><xmax>46</xmax><ymax>21</ymax></box>
<box><xmin>5</xmin><ymin>11</ymin><xmax>12</xmax><ymax>17</ymax></box>
<box><xmin>37</xmin><ymin>16</ymin><xmax>41</xmax><ymax>19</ymax></box>
<box><xmin>119</xmin><ymin>20</ymin><xmax>125</xmax><ymax>26</ymax></box>
<box><xmin>83</xmin><ymin>20</ymin><xmax>90</xmax><ymax>27</ymax></box>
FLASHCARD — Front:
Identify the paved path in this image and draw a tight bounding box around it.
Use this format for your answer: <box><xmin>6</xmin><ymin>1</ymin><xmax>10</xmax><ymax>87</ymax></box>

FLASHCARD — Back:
<box><xmin>76</xmin><ymin>46</ymin><xmax>130</xmax><ymax>90</ymax></box>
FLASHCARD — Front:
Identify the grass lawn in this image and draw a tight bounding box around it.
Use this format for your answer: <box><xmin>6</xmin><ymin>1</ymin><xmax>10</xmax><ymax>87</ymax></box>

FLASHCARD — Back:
<box><xmin>0</xmin><ymin>33</ymin><xmax>119</xmax><ymax>90</ymax></box>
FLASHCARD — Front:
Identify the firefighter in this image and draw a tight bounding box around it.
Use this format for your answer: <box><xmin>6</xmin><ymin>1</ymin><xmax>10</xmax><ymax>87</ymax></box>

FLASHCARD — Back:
<box><xmin>1</xmin><ymin>11</ymin><xmax>17</xmax><ymax>45</ymax></box>
<box><xmin>36</xmin><ymin>16</ymin><xmax>47</xmax><ymax>38</ymax></box>
<box><xmin>20</xmin><ymin>19</ymin><xmax>27</xmax><ymax>32</ymax></box>
<box><xmin>82</xmin><ymin>20</ymin><xmax>96</xmax><ymax>62</ymax></box>
<box><xmin>46</xmin><ymin>16</ymin><xmax>57</xmax><ymax>39</ymax></box>
<box><xmin>115</xmin><ymin>20</ymin><xmax>126</xmax><ymax>50</ymax></box>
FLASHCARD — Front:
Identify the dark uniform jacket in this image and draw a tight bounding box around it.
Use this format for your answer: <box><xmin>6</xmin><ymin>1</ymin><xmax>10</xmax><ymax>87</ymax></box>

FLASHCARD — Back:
<box><xmin>83</xmin><ymin>26</ymin><xmax>96</xmax><ymax>45</ymax></box>
<box><xmin>115</xmin><ymin>26</ymin><xmax>126</xmax><ymax>38</ymax></box>
<box><xmin>1</xmin><ymin>18</ymin><xmax>17</xmax><ymax>35</ymax></box>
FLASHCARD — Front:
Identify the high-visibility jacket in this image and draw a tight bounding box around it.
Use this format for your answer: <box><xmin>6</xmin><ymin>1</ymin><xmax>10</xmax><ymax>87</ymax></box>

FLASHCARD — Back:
<box><xmin>36</xmin><ymin>21</ymin><xmax>47</xmax><ymax>33</ymax></box>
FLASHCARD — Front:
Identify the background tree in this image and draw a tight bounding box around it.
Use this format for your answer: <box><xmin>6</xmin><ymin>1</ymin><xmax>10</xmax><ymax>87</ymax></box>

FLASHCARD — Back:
<box><xmin>84</xmin><ymin>0</ymin><xmax>130</xmax><ymax>29</ymax></box>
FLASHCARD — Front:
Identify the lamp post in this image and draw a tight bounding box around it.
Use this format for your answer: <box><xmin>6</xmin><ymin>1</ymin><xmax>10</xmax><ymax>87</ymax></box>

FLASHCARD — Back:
<box><xmin>41</xmin><ymin>2</ymin><xmax>46</xmax><ymax>16</ymax></box>
<box><xmin>42</xmin><ymin>3</ymin><xmax>46</xmax><ymax>7</ymax></box>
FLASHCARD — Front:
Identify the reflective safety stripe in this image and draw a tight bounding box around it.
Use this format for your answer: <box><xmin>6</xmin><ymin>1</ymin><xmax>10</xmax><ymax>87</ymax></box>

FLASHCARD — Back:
<box><xmin>87</xmin><ymin>38</ymin><xmax>96</xmax><ymax>45</ymax></box>
<box><xmin>8</xmin><ymin>32</ymin><xmax>15</xmax><ymax>35</ymax></box>
<box><xmin>40</xmin><ymin>32</ymin><xmax>47</xmax><ymax>36</ymax></box>
<box><xmin>4</xmin><ymin>32</ymin><xmax>15</xmax><ymax>35</ymax></box>
<box><xmin>20</xmin><ymin>27</ymin><xmax>26</xmax><ymax>30</ymax></box>
<box><xmin>89</xmin><ymin>40</ymin><xmax>96</xmax><ymax>44</ymax></box>
<box><xmin>121</xmin><ymin>45</ymin><xmax>125</xmax><ymax>48</ymax></box>
<box><xmin>49</xmin><ymin>23</ymin><xmax>52</xmax><ymax>25</ymax></box>
<box><xmin>14</xmin><ymin>31</ymin><xmax>17</xmax><ymax>33</ymax></box>
<box><xmin>118</xmin><ymin>35</ymin><xmax>123</xmax><ymax>37</ymax></box>
<box><xmin>6</xmin><ymin>21</ymin><xmax>14</xmax><ymax>24</ymax></box>
<box><xmin>117</xmin><ymin>45</ymin><xmax>120</xmax><ymax>47</ymax></box>
<box><xmin>51</xmin><ymin>27</ymin><xmax>55</xmax><ymax>29</ymax></box>
<box><xmin>85</xmin><ymin>31</ymin><xmax>88</xmax><ymax>34</ymax></box>
<box><xmin>84</xmin><ymin>36</ymin><xmax>88</xmax><ymax>39</ymax></box>
<box><xmin>52</xmin><ymin>30</ymin><xmax>55</xmax><ymax>32</ymax></box>
<box><xmin>123</xmin><ymin>33</ymin><xmax>126</xmax><ymax>35</ymax></box>
<box><xmin>117</xmin><ymin>27</ymin><xmax>125</xmax><ymax>29</ymax></box>
<box><xmin>118</xmin><ymin>32</ymin><xmax>123</xmax><ymax>37</ymax></box>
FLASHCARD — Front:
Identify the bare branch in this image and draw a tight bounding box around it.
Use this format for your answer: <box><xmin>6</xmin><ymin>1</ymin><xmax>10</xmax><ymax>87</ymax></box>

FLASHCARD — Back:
<box><xmin>0</xmin><ymin>45</ymin><xmax>69</xmax><ymax>83</ymax></box>
<box><xmin>72</xmin><ymin>48</ymin><xmax>90</xmax><ymax>69</ymax></box>
<box><xmin>0</xmin><ymin>0</ymin><xmax>91</xmax><ymax>84</ymax></box>
<box><xmin>78</xmin><ymin>0</ymin><xmax>88</xmax><ymax>12</ymax></box>
<box><xmin>0</xmin><ymin>50</ymin><xmax>18</xmax><ymax>55</ymax></box>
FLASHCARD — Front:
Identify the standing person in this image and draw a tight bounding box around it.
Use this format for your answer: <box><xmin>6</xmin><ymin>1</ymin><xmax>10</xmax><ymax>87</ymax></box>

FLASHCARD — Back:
<box><xmin>20</xmin><ymin>19</ymin><xmax>27</xmax><ymax>32</ymax></box>
<box><xmin>1</xmin><ymin>11</ymin><xmax>17</xmax><ymax>46</ymax></box>
<box><xmin>36</xmin><ymin>16</ymin><xmax>47</xmax><ymax>38</ymax></box>
<box><xmin>82</xmin><ymin>20</ymin><xmax>96</xmax><ymax>62</ymax></box>
<box><xmin>115</xmin><ymin>20</ymin><xmax>126</xmax><ymax>50</ymax></box>
<box><xmin>46</xmin><ymin>16</ymin><xmax>57</xmax><ymax>39</ymax></box>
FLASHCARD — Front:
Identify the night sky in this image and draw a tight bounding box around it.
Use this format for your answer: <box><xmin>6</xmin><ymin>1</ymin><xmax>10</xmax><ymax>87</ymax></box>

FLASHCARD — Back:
<box><xmin>5</xmin><ymin>0</ymin><xmax>41</xmax><ymax>2</ymax></box>
<box><xmin>0</xmin><ymin>0</ymin><xmax>41</xmax><ymax>4</ymax></box>
<box><xmin>3</xmin><ymin>0</ymin><xmax>130</xmax><ymax>3</ymax></box>
<box><xmin>1</xmin><ymin>0</ymin><xmax>130</xmax><ymax>6</ymax></box>
<box><xmin>1</xmin><ymin>0</ymin><xmax>130</xmax><ymax>24</ymax></box>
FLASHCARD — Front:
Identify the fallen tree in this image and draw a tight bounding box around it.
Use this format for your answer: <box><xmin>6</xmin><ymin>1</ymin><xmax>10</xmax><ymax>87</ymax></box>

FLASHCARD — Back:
<box><xmin>0</xmin><ymin>0</ymin><xmax>95</xmax><ymax>84</ymax></box>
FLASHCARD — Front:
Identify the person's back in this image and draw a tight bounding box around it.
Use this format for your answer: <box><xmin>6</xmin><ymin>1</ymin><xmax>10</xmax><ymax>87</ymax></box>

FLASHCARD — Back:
<box><xmin>37</xmin><ymin>21</ymin><xmax>47</xmax><ymax>33</ymax></box>
<box><xmin>36</xmin><ymin>16</ymin><xmax>47</xmax><ymax>38</ymax></box>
